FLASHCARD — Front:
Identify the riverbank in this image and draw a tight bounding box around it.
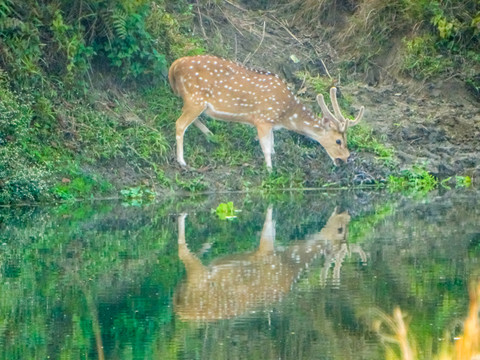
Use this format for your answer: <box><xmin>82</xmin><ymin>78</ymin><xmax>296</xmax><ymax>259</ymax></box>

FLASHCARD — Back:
<box><xmin>0</xmin><ymin>0</ymin><xmax>478</xmax><ymax>204</ymax></box>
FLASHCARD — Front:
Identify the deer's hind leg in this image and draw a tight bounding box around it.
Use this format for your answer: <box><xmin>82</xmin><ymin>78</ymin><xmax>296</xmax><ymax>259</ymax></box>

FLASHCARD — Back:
<box><xmin>176</xmin><ymin>103</ymin><xmax>206</xmax><ymax>167</ymax></box>
<box><xmin>193</xmin><ymin>119</ymin><xmax>213</xmax><ymax>137</ymax></box>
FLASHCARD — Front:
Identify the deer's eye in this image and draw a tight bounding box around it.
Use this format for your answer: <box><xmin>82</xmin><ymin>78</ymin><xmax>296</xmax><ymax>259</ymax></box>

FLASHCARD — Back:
<box><xmin>336</xmin><ymin>139</ymin><xmax>342</xmax><ymax>145</ymax></box>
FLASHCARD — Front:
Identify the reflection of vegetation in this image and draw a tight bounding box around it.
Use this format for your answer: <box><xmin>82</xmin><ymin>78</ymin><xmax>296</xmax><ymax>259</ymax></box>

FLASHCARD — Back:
<box><xmin>387</xmin><ymin>165</ymin><xmax>438</xmax><ymax>193</ymax></box>
<box><xmin>0</xmin><ymin>201</ymin><xmax>182</xmax><ymax>359</ymax></box>
<box><xmin>373</xmin><ymin>282</ymin><xmax>480</xmax><ymax>360</ymax></box>
<box><xmin>348</xmin><ymin>203</ymin><xmax>395</xmax><ymax>243</ymax></box>
<box><xmin>0</xmin><ymin>191</ymin><xmax>479</xmax><ymax>359</ymax></box>
<box><xmin>455</xmin><ymin>175</ymin><xmax>472</xmax><ymax>188</ymax></box>
<box><xmin>120</xmin><ymin>185</ymin><xmax>156</xmax><ymax>205</ymax></box>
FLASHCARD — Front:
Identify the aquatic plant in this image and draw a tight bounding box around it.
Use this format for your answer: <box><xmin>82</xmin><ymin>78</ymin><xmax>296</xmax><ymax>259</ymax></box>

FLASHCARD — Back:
<box><xmin>215</xmin><ymin>201</ymin><xmax>240</xmax><ymax>220</ymax></box>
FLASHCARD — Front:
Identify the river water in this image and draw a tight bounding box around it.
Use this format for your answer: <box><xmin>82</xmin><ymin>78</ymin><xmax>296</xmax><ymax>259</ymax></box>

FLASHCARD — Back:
<box><xmin>0</xmin><ymin>189</ymin><xmax>479</xmax><ymax>359</ymax></box>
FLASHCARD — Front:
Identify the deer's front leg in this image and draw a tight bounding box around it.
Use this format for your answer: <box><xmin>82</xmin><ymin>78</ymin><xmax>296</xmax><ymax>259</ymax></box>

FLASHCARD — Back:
<box><xmin>257</xmin><ymin>123</ymin><xmax>274</xmax><ymax>171</ymax></box>
<box><xmin>175</xmin><ymin>104</ymin><xmax>206</xmax><ymax>167</ymax></box>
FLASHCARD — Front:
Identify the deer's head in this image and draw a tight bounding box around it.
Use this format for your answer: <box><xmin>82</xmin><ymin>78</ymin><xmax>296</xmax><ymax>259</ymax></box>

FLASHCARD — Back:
<box><xmin>315</xmin><ymin>87</ymin><xmax>364</xmax><ymax>165</ymax></box>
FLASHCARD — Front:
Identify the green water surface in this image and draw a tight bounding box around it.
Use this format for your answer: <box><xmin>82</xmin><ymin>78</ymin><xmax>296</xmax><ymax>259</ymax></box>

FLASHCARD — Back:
<box><xmin>0</xmin><ymin>190</ymin><xmax>479</xmax><ymax>359</ymax></box>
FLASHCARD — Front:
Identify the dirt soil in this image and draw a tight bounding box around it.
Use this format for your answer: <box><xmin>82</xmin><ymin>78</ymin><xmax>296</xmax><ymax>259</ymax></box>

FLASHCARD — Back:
<box><xmin>193</xmin><ymin>2</ymin><xmax>480</xmax><ymax>181</ymax></box>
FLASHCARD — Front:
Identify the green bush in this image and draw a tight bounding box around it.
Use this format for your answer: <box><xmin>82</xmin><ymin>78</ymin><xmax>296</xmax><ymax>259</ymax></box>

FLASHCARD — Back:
<box><xmin>0</xmin><ymin>83</ymin><xmax>49</xmax><ymax>203</ymax></box>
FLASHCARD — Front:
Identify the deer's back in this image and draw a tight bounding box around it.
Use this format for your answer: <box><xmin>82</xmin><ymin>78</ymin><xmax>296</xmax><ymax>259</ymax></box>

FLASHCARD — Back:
<box><xmin>169</xmin><ymin>55</ymin><xmax>296</xmax><ymax>124</ymax></box>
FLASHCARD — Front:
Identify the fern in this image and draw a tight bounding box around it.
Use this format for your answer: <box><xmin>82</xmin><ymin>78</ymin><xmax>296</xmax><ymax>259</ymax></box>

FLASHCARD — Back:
<box><xmin>111</xmin><ymin>9</ymin><xmax>128</xmax><ymax>40</ymax></box>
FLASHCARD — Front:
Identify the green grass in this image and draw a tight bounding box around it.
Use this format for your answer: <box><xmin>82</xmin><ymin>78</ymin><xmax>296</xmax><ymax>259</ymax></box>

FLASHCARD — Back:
<box><xmin>347</xmin><ymin>124</ymin><xmax>395</xmax><ymax>166</ymax></box>
<box><xmin>402</xmin><ymin>35</ymin><xmax>453</xmax><ymax>79</ymax></box>
<box><xmin>386</xmin><ymin>165</ymin><xmax>438</xmax><ymax>193</ymax></box>
<box><xmin>261</xmin><ymin>170</ymin><xmax>305</xmax><ymax>191</ymax></box>
<box><xmin>175</xmin><ymin>174</ymin><xmax>208</xmax><ymax>192</ymax></box>
<box><xmin>295</xmin><ymin>71</ymin><xmax>333</xmax><ymax>95</ymax></box>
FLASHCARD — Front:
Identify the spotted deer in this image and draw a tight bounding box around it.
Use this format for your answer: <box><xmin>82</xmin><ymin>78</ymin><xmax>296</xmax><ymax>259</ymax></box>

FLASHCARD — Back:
<box><xmin>168</xmin><ymin>55</ymin><xmax>365</xmax><ymax>170</ymax></box>
<box><xmin>174</xmin><ymin>207</ymin><xmax>367</xmax><ymax>321</ymax></box>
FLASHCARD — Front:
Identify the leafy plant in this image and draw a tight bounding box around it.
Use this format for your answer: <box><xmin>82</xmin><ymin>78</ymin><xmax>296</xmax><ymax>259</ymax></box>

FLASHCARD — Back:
<box><xmin>175</xmin><ymin>174</ymin><xmax>208</xmax><ymax>192</ymax></box>
<box><xmin>347</xmin><ymin>124</ymin><xmax>395</xmax><ymax>166</ymax></box>
<box><xmin>52</xmin><ymin>173</ymin><xmax>113</xmax><ymax>201</ymax></box>
<box><xmin>261</xmin><ymin>171</ymin><xmax>304</xmax><ymax>191</ymax></box>
<box><xmin>120</xmin><ymin>185</ymin><xmax>156</xmax><ymax>206</ymax></box>
<box><xmin>214</xmin><ymin>201</ymin><xmax>240</xmax><ymax>220</ymax></box>
<box><xmin>402</xmin><ymin>36</ymin><xmax>452</xmax><ymax>79</ymax></box>
<box><xmin>99</xmin><ymin>4</ymin><xmax>167</xmax><ymax>80</ymax></box>
<box><xmin>387</xmin><ymin>165</ymin><xmax>438</xmax><ymax>193</ymax></box>
<box><xmin>455</xmin><ymin>175</ymin><xmax>472</xmax><ymax>188</ymax></box>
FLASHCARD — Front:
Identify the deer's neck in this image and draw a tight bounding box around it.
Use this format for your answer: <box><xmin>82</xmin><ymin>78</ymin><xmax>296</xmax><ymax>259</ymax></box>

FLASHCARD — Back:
<box><xmin>280</xmin><ymin>99</ymin><xmax>325</xmax><ymax>138</ymax></box>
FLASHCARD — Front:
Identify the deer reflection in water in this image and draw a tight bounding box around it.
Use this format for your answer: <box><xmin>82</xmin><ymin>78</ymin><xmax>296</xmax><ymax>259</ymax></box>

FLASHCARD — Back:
<box><xmin>174</xmin><ymin>207</ymin><xmax>367</xmax><ymax>321</ymax></box>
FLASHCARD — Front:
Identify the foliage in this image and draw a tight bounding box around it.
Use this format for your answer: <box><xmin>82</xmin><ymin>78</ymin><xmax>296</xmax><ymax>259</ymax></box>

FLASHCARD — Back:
<box><xmin>0</xmin><ymin>0</ymin><xmax>205</xmax><ymax>204</ymax></box>
<box><xmin>347</xmin><ymin>125</ymin><xmax>395</xmax><ymax>166</ymax></box>
<box><xmin>120</xmin><ymin>185</ymin><xmax>156</xmax><ymax>206</ymax></box>
<box><xmin>98</xmin><ymin>4</ymin><xmax>167</xmax><ymax>80</ymax></box>
<box><xmin>275</xmin><ymin>0</ymin><xmax>480</xmax><ymax>85</ymax></box>
<box><xmin>455</xmin><ymin>175</ymin><xmax>473</xmax><ymax>188</ymax></box>
<box><xmin>261</xmin><ymin>170</ymin><xmax>304</xmax><ymax>191</ymax></box>
<box><xmin>175</xmin><ymin>174</ymin><xmax>208</xmax><ymax>192</ymax></box>
<box><xmin>387</xmin><ymin>165</ymin><xmax>438</xmax><ymax>193</ymax></box>
<box><xmin>402</xmin><ymin>35</ymin><xmax>452</xmax><ymax>79</ymax></box>
<box><xmin>52</xmin><ymin>174</ymin><xmax>112</xmax><ymax>202</ymax></box>
<box><xmin>214</xmin><ymin>201</ymin><xmax>240</xmax><ymax>220</ymax></box>
<box><xmin>0</xmin><ymin>82</ymin><xmax>49</xmax><ymax>203</ymax></box>
<box><xmin>0</xmin><ymin>0</ymin><xmax>202</xmax><ymax>87</ymax></box>
<box><xmin>295</xmin><ymin>71</ymin><xmax>334</xmax><ymax>97</ymax></box>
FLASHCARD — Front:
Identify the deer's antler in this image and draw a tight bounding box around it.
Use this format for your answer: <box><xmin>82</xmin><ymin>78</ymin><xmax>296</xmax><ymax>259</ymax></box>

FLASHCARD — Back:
<box><xmin>316</xmin><ymin>87</ymin><xmax>364</xmax><ymax>133</ymax></box>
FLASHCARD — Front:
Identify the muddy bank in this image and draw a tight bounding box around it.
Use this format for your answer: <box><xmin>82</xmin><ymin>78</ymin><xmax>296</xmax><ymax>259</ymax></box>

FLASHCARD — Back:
<box><xmin>193</xmin><ymin>2</ymin><xmax>480</xmax><ymax>181</ymax></box>
<box><xmin>350</xmin><ymin>80</ymin><xmax>480</xmax><ymax>178</ymax></box>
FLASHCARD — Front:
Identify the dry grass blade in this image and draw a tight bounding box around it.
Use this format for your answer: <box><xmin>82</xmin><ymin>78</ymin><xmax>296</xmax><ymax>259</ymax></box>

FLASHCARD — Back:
<box><xmin>454</xmin><ymin>282</ymin><xmax>480</xmax><ymax>360</ymax></box>
<box><xmin>372</xmin><ymin>280</ymin><xmax>480</xmax><ymax>360</ymax></box>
